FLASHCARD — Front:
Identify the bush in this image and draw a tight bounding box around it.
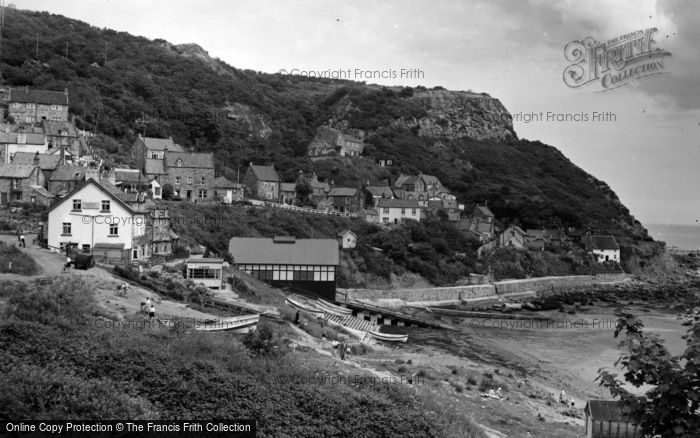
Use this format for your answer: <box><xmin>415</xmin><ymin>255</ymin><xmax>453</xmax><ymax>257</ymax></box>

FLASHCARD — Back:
<box><xmin>113</xmin><ymin>265</ymin><xmax>137</xmax><ymax>281</ymax></box>
<box><xmin>0</xmin><ymin>242</ymin><xmax>39</xmax><ymax>275</ymax></box>
<box><xmin>243</xmin><ymin>321</ymin><xmax>286</xmax><ymax>358</ymax></box>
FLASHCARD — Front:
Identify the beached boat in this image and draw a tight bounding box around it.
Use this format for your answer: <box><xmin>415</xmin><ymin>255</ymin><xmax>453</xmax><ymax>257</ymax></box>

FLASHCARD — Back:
<box><xmin>195</xmin><ymin>314</ymin><xmax>260</xmax><ymax>333</ymax></box>
<box><xmin>285</xmin><ymin>295</ymin><xmax>324</xmax><ymax>315</ymax></box>
<box><xmin>368</xmin><ymin>331</ymin><xmax>408</xmax><ymax>343</ymax></box>
<box><xmin>316</xmin><ymin>298</ymin><xmax>353</xmax><ymax>316</ymax></box>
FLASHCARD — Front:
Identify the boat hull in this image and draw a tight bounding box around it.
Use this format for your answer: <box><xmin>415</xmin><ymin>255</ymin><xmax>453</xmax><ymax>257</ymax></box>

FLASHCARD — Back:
<box><xmin>195</xmin><ymin>315</ymin><xmax>260</xmax><ymax>333</ymax></box>
<box><xmin>368</xmin><ymin>331</ymin><xmax>408</xmax><ymax>343</ymax></box>
<box><xmin>285</xmin><ymin>295</ymin><xmax>324</xmax><ymax>315</ymax></box>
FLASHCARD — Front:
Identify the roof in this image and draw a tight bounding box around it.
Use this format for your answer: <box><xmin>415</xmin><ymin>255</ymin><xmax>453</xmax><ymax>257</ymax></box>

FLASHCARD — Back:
<box><xmin>376</xmin><ymin>198</ymin><xmax>420</xmax><ymax>209</ymax></box>
<box><xmin>393</xmin><ymin>174</ymin><xmax>411</xmax><ymax>188</ymax></box>
<box><xmin>229</xmin><ymin>237</ymin><xmax>339</xmax><ymax>266</ymax></box>
<box><xmin>145</xmin><ymin>159</ymin><xmax>166</xmax><ymax>175</ymax></box>
<box><xmin>328</xmin><ymin>187</ymin><xmax>357</xmax><ymax>197</ymax></box>
<box><xmin>504</xmin><ymin>226</ymin><xmax>527</xmax><ymax>236</ymax></box>
<box><xmin>166</xmin><ymin>151</ymin><xmax>214</xmax><ymax>169</ymax></box>
<box><xmin>30</xmin><ymin>185</ymin><xmax>54</xmax><ymax>198</ymax></box>
<box><xmin>473</xmin><ymin>205</ymin><xmax>495</xmax><ymax>217</ymax></box>
<box><xmin>337</xmin><ymin>230</ymin><xmax>356</xmax><ymax>238</ymax></box>
<box><xmin>11</xmin><ymin>152</ymin><xmax>62</xmax><ymax>170</ymax></box>
<box><xmin>427</xmin><ymin>200</ymin><xmax>443</xmax><ymax>210</ymax></box>
<box><xmin>9</xmin><ymin>88</ymin><xmax>68</xmax><ymax>105</ymax></box>
<box><xmin>248</xmin><ymin>164</ymin><xmax>280</xmax><ymax>182</ymax></box>
<box><xmin>41</xmin><ymin>120</ymin><xmax>78</xmax><ymax>137</ymax></box>
<box><xmin>211</xmin><ymin>176</ymin><xmax>241</xmax><ymax>189</ymax></box>
<box><xmin>280</xmin><ymin>182</ymin><xmax>297</xmax><ymax>192</ymax></box>
<box><xmin>473</xmin><ymin>221</ymin><xmax>494</xmax><ymax>233</ymax></box>
<box><xmin>186</xmin><ymin>258</ymin><xmax>224</xmax><ymax>264</ymax></box>
<box><xmin>93</xmin><ymin>243</ymin><xmax>125</xmax><ymax>249</ymax></box>
<box><xmin>340</xmin><ymin>133</ymin><xmax>362</xmax><ymax>143</ymax></box>
<box><xmin>589</xmin><ymin>235</ymin><xmax>620</xmax><ymax>251</ymax></box>
<box><xmin>366</xmin><ymin>186</ymin><xmax>394</xmax><ymax>197</ymax></box>
<box><xmin>361</xmin><ymin>208</ymin><xmax>378</xmax><ymax>216</ymax></box>
<box><xmin>50</xmin><ymin>164</ymin><xmax>86</xmax><ymax>181</ymax></box>
<box><xmin>421</xmin><ymin>174</ymin><xmax>443</xmax><ymax>188</ymax></box>
<box><xmin>585</xmin><ymin>400</ymin><xmax>635</xmax><ymax>422</ymax></box>
<box><xmin>0</xmin><ymin>132</ymin><xmax>47</xmax><ymax>145</ymax></box>
<box><xmin>0</xmin><ymin>164</ymin><xmax>37</xmax><ymax>178</ymax></box>
<box><xmin>99</xmin><ymin>179</ymin><xmax>140</xmax><ymax>203</ymax></box>
<box><xmin>140</xmin><ymin>136</ymin><xmax>184</xmax><ymax>152</ymax></box>
<box><xmin>113</xmin><ymin>169</ymin><xmax>149</xmax><ymax>184</ymax></box>
<box><xmin>47</xmin><ymin>178</ymin><xmax>136</xmax><ymax>215</ymax></box>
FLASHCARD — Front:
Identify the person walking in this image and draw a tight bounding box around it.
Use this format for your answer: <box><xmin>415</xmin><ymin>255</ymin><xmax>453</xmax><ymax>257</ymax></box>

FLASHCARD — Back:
<box><xmin>294</xmin><ymin>310</ymin><xmax>300</xmax><ymax>325</ymax></box>
<box><xmin>149</xmin><ymin>304</ymin><xmax>155</xmax><ymax>321</ymax></box>
<box><xmin>20</xmin><ymin>234</ymin><xmax>26</xmax><ymax>248</ymax></box>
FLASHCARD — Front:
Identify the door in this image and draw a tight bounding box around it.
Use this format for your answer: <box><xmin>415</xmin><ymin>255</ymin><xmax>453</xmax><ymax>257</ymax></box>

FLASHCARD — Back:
<box><xmin>0</xmin><ymin>192</ymin><xmax>6</xmax><ymax>205</ymax></box>
<box><xmin>186</xmin><ymin>190</ymin><xmax>192</xmax><ymax>201</ymax></box>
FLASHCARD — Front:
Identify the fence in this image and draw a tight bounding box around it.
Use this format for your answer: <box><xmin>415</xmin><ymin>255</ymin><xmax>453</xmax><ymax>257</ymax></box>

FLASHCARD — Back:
<box><xmin>261</xmin><ymin>200</ymin><xmax>358</xmax><ymax>218</ymax></box>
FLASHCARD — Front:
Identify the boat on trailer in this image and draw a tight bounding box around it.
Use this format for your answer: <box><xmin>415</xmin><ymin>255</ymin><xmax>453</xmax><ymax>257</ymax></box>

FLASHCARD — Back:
<box><xmin>368</xmin><ymin>331</ymin><xmax>408</xmax><ymax>343</ymax></box>
<box><xmin>316</xmin><ymin>298</ymin><xmax>353</xmax><ymax>316</ymax></box>
<box><xmin>285</xmin><ymin>295</ymin><xmax>324</xmax><ymax>315</ymax></box>
<box><xmin>195</xmin><ymin>314</ymin><xmax>260</xmax><ymax>333</ymax></box>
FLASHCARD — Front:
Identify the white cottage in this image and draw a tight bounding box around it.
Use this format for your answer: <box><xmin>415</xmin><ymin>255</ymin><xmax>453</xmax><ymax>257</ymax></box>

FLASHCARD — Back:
<box><xmin>47</xmin><ymin>178</ymin><xmax>146</xmax><ymax>261</ymax></box>
<box><xmin>337</xmin><ymin>229</ymin><xmax>357</xmax><ymax>249</ymax></box>
<box><xmin>586</xmin><ymin>235</ymin><xmax>621</xmax><ymax>263</ymax></box>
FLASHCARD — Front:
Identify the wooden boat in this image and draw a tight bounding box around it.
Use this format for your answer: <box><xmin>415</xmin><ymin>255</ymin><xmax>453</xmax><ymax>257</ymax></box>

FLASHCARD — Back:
<box><xmin>285</xmin><ymin>295</ymin><xmax>324</xmax><ymax>315</ymax></box>
<box><xmin>195</xmin><ymin>314</ymin><xmax>259</xmax><ymax>333</ymax></box>
<box><xmin>316</xmin><ymin>298</ymin><xmax>353</xmax><ymax>316</ymax></box>
<box><xmin>368</xmin><ymin>331</ymin><xmax>408</xmax><ymax>343</ymax></box>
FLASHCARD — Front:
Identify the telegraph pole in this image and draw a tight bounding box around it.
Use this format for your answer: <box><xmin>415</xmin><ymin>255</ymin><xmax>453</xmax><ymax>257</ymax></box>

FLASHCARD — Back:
<box><xmin>0</xmin><ymin>0</ymin><xmax>5</xmax><ymax>61</ymax></box>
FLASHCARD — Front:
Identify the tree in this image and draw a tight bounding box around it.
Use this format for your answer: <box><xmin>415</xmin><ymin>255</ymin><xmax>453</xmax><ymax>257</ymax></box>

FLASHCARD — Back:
<box><xmin>596</xmin><ymin>312</ymin><xmax>700</xmax><ymax>438</ymax></box>
<box><xmin>295</xmin><ymin>181</ymin><xmax>312</xmax><ymax>206</ymax></box>
<box><xmin>162</xmin><ymin>184</ymin><xmax>174</xmax><ymax>201</ymax></box>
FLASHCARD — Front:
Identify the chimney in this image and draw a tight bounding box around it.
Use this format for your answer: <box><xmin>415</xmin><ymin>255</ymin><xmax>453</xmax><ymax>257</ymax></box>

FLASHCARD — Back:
<box><xmin>33</xmin><ymin>151</ymin><xmax>40</xmax><ymax>167</ymax></box>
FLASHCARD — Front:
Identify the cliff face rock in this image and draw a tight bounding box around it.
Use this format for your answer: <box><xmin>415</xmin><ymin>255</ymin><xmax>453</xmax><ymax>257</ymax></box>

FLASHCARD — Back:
<box><xmin>224</xmin><ymin>102</ymin><xmax>273</xmax><ymax>139</ymax></box>
<box><xmin>394</xmin><ymin>90</ymin><xmax>516</xmax><ymax>141</ymax></box>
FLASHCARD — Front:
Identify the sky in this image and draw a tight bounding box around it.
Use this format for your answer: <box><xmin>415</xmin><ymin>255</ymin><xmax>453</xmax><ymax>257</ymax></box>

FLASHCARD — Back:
<box><xmin>11</xmin><ymin>0</ymin><xmax>700</xmax><ymax>226</ymax></box>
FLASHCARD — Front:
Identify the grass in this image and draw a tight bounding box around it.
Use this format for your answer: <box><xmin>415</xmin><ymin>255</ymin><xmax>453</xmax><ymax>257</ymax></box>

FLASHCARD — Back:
<box><xmin>0</xmin><ymin>241</ymin><xmax>39</xmax><ymax>275</ymax></box>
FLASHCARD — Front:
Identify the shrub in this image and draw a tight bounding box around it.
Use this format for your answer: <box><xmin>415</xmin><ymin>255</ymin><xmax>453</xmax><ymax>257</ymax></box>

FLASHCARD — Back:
<box><xmin>243</xmin><ymin>321</ymin><xmax>286</xmax><ymax>357</ymax></box>
<box><xmin>113</xmin><ymin>265</ymin><xmax>137</xmax><ymax>281</ymax></box>
<box><xmin>0</xmin><ymin>242</ymin><xmax>39</xmax><ymax>275</ymax></box>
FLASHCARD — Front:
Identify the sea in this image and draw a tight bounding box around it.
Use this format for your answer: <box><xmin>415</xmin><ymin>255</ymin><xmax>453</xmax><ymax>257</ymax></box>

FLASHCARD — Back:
<box><xmin>645</xmin><ymin>223</ymin><xmax>700</xmax><ymax>250</ymax></box>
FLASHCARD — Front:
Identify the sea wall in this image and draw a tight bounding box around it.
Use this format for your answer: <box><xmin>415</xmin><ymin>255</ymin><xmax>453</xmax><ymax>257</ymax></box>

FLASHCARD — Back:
<box><xmin>340</xmin><ymin>284</ymin><xmax>495</xmax><ymax>304</ymax></box>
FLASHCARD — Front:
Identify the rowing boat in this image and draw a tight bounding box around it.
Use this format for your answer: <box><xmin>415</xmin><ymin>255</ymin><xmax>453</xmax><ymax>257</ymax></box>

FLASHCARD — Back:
<box><xmin>368</xmin><ymin>331</ymin><xmax>408</xmax><ymax>343</ymax></box>
<box><xmin>285</xmin><ymin>295</ymin><xmax>324</xmax><ymax>315</ymax></box>
<box><xmin>195</xmin><ymin>314</ymin><xmax>260</xmax><ymax>333</ymax></box>
<box><xmin>316</xmin><ymin>298</ymin><xmax>353</xmax><ymax>316</ymax></box>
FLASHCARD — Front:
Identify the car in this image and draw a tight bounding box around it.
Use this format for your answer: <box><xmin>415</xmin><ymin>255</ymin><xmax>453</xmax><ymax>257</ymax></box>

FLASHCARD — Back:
<box><xmin>70</xmin><ymin>253</ymin><xmax>96</xmax><ymax>270</ymax></box>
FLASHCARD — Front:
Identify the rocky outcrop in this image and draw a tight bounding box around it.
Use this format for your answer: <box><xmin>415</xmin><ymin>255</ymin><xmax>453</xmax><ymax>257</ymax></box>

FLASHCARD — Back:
<box><xmin>394</xmin><ymin>90</ymin><xmax>516</xmax><ymax>141</ymax></box>
<box><xmin>224</xmin><ymin>102</ymin><xmax>273</xmax><ymax>139</ymax></box>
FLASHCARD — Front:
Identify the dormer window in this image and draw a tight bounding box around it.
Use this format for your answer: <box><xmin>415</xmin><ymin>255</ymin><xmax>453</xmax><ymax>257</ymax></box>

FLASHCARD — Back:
<box><xmin>176</xmin><ymin>158</ymin><xmax>183</xmax><ymax>167</ymax></box>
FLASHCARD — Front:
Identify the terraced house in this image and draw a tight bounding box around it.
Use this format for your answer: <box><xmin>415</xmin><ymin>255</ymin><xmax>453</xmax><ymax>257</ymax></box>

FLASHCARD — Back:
<box><xmin>8</xmin><ymin>87</ymin><xmax>69</xmax><ymax>123</ymax></box>
<box><xmin>243</xmin><ymin>163</ymin><xmax>280</xmax><ymax>202</ymax></box>
<box><xmin>0</xmin><ymin>163</ymin><xmax>46</xmax><ymax>205</ymax></box>
<box><xmin>145</xmin><ymin>151</ymin><xmax>215</xmax><ymax>202</ymax></box>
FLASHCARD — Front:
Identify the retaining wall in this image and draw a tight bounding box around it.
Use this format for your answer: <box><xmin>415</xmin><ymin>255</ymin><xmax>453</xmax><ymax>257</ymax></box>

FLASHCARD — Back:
<box><xmin>340</xmin><ymin>284</ymin><xmax>496</xmax><ymax>303</ymax></box>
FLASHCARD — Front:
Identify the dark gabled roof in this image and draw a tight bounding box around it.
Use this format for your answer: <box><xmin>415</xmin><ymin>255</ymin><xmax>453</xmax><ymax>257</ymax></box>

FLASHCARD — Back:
<box><xmin>248</xmin><ymin>164</ymin><xmax>280</xmax><ymax>182</ymax></box>
<box><xmin>140</xmin><ymin>136</ymin><xmax>184</xmax><ymax>152</ymax></box>
<box><xmin>376</xmin><ymin>198</ymin><xmax>420</xmax><ymax>209</ymax></box>
<box><xmin>41</xmin><ymin>120</ymin><xmax>78</xmax><ymax>137</ymax></box>
<box><xmin>50</xmin><ymin>164</ymin><xmax>86</xmax><ymax>181</ymax></box>
<box><xmin>585</xmin><ymin>400</ymin><xmax>635</xmax><ymax>422</ymax></box>
<box><xmin>31</xmin><ymin>185</ymin><xmax>54</xmax><ymax>198</ymax></box>
<box><xmin>113</xmin><ymin>169</ymin><xmax>150</xmax><ymax>184</ymax></box>
<box><xmin>166</xmin><ymin>152</ymin><xmax>214</xmax><ymax>169</ymax></box>
<box><xmin>473</xmin><ymin>204</ymin><xmax>494</xmax><ymax>217</ymax></box>
<box><xmin>366</xmin><ymin>186</ymin><xmax>394</xmax><ymax>197</ymax></box>
<box><xmin>0</xmin><ymin>132</ymin><xmax>47</xmax><ymax>145</ymax></box>
<box><xmin>0</xmin><ymin>164</ymin><xmax>37</xmax><ymax>178</ymax></box>
<box><xmin>589</xmin><ymin>235</ymin><xmax>620</xmax><ymax>250</ymax></box>
<box><xmin>99</xmin><ymin>179</ymin><xmax>141</xmax><ymax>203</ymax></box>
<box><xmin>47</xmin><ymin>178</ymin><xmax>136</xmax><ymax>215</ymax></box>
<box><xmin>11</xmin><ymin>152</ymin><xmax>62</xmax><ymax>170</ymax></box>
<box><xmin>427</xmin><ymin>200</ymin><xmax>443</xmax><ymax>209</ymax></box>
<box><xmin>337</xmin><ymin>229</ymin><xmax>356</xmax><ymax>238</ymax></box>
<box><xmin>145</xmin><ymin>159</ymin><xmax>166</xmax><ymax>175</ymax></box>
<box><xmin>9</xmin><ymin>88</ymin><xmax>68</xmax><ymax>105</ymax></box>
<box><xmin>421</xmin><ymin>174</ymin><xmax>444</xmax><ymax>188</ymax></box>
<box><xmin>211</xmin><ymin>176</ymin><xmax>241</xmax><ymax>189</ymax></box>
<box><xmin>229</xmin><ymin>237</ymin><xmax>339</xmax><ymax>266</ymax></box>
<box><xmin>328</xmin><ymin>187</ymin><xmax>357</xmax><ymax>197</ymax></box>
<box><xmin>280</xmin><ymin>182</ymin><xmax>297</xmax><ymax>192</ymax></box>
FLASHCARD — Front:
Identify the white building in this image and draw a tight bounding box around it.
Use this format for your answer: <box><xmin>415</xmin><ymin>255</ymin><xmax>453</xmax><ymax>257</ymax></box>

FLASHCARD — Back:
<box><xmin>337</xmin><ymin>229</ymin><xmax>357</xmax><ymax>249</ymax></box>
<box><xmin>185</xmin><ymin>258</ymin><xmax>224</xmax><ymax>289</ymax></box>
<box><xmin>0</xmin><ymin>130</ymin><xmax>48</xmax><ymax>163</ymax></box>
<box><xmin>586</xmin><ymin>235</ymin><xmax>620</xmax><ymax>263</ymax></box>
<box><xmin>47</xmin><ymin>178</ymin><xmax>146</xmax><ymax>258</ymax></box>
<box><xmin>375</xmin><ymin>198</ymin><xmax>421</xmax><ymax>225</ymax></box>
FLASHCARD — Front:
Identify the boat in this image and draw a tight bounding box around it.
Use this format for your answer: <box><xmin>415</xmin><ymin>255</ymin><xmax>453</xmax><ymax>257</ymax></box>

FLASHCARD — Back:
<box><xmin>285</xmin><ymin>295</ymin><xmax>324</xmax><ymax>315</ymax></box>
<box><xmin>316</xmin><ymin>298</ymin><xmax>353</xmax><ymax>316</ymax></box>
<box><xmin>195</xmin><ymin>314</ymin><xmax>260</xmax><ymax>333</ymax></box>
<box><xmin>368</xmin><ymin>331</ymin><xmax>408</xmax><ymax>343</ymax></box>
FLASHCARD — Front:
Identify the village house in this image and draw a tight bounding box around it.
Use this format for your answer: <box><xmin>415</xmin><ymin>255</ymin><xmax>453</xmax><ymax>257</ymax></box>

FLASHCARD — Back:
<box><xmin>472</xmin><ymin>204</ymin><xmax>495</xmax><ymax>222</ymax></box>
<box><xmin>0</xmin><ymin>163</ymin><xmax>46</xmax><ymax>205</ymax></box>
<box><xmin>113</xmin><ymin>168</ymin><xmax>151</xmax><ymax>194</ymax></box>
<box><xmin>229</xmin><ymin>236</ymin><xmax>339</xmax><ymax>300</ymax></box>
<box><xmin>297</xmin><ymin>171</ymin><xmax>330</xmax><ymax>198</ymax></box>
<box><xmin>327</xmin><ymin>187</ymin><xmax>362</xmax><ymax>214</ymax></box>
<box><xmin>11</xmin><ymin>152</ymin><xmax>62</xmax><ymax>186</ymax></box>
<box><xmin>525</xmin><ymin>229</ymin><xmax>572</xmax><ymax>249</ymax></box>
<box><xmin>337</xmin><ymin>229</ymin><xmax>357</xmax><ymax>249</ymax></box>
<box><xmin>46</xmin><ymin>178</ymin><xmax>147</xmax><ymax>260</ymax></box>
<box><xmin>307</xmin><ymin>125</ymin><xmax>365</xmax><ymax>157</ymax></box>
<box><xmin>133</xmin><ymin>135</ymin><xmax>184</xmax><ymax>161</ymax></box>
<box><xmin>585</xmin><ymin>235</ymin><xmax>621</xmax><ymax>263</ymax></box>
<box><xmin>279</xmin><ymin>182</ymin><xmax>297</xmax><ymax>204</ymax></box>
<box><xmin>0</xmin><ymin>127</ymin><xmax>49</xmax><ymax>163</ymax></box>
<box><xmin>212</xmin><ymin>176</ymin><xmax>244</xmax><ymax>203</ymax></box>
<box><xmin>145</xmin><ymin>151</ymin><xmax>215</xmax><ymax>202</ymax></box>
<box><xmin>243</xmin><ymin>163</ymin><xmax>281</xmax><ymax>202</ymax></box>
<box><xmin>375</xmin><ymin>198</ymin><xmax>421</xmax><ymax>224</ymax></box>
<box><xmin>42</xmin><ymin>120</ymin><xmax>83</xmax><ymax>158</ymax></box>
<box><xmin>364</xmin><ymin>184</ymin><xmax>395</xmax><ymax>205</ymax></box>
<box><xmin>459</xmin><ymin>218</ymin><xmax>495</xmax><ymax>242</ymax></box>
<box><xmin>8</xmin><ymin>87</ymin><xmax>69</xmax><ymax>123</ymax></box>
<box><xmin>499</xmin><ymin>225</ymin><xmax>528</xmax><ymax>248</ymax></box>
<box><xmin>185</xmin><ymin>258</ymin><xmax>224</xmax><ymax>289</ymax></box>
<box><xmin>48</xmin><ymin>164</ymin><xmax>87</xmax><ymax>196</ymax></box>
<box><xmin>360</xmin><ymin>208</ymin><xmax>379</xmax><ymax>223</ymax></box>
<box><xmin>584</xmin><ymin>400</ymin><xmax>640</xmax><ymax>438</ymax></box>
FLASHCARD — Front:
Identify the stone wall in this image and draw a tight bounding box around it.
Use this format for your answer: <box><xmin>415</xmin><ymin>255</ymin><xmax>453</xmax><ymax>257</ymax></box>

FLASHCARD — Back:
<box><xmin>341</xmin><ymin>284</ymin><xmax>495</xmax><ymax>303</ymax></box>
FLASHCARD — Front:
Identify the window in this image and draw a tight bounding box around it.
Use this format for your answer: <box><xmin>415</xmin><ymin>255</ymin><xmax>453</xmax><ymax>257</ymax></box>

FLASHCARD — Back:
<box><xmin>101</xmin><ymin>200</ymin><xmax>110</xmax><ymax>212</ymax></box>
<box><xmin>382</xmin><ymin>217</ymin><xmax>389</xmax><ymax>224</ymax></box>
<box><xmin>26</xmin><ymin>103</ymin><xmax>36</xmax><ymax>109</ymax></box>
<box><xmin>25</xmin><ymin>116</ymin><xmax>34</xmax><ymax>123</ymax></box>
<box><xmin>200</xmin><ymin>177</ymin><xmax>206</xmax><ymax>185</ymax></box>
<box><xmin>62</xmin><ymin>222</ymin><xmax>71</xmax><ymax>235</ymax></box>
<box><xmin>262</xmin><ymin>182</ymin><xmax>268</xmax><ymax>189</ymax></box>
<box><xmin>176</xmin><ymin>158</ymin><xmax>183</xmax><ymax>167</ymax></box>
<box><xmin>187</xmin><ymin>177</ymin><xmax>192</xmax><ymax>184</ymax></box>
<box><xmin>412</xmin><ymin>209</ymin><xmax>417</xmax><ymax>215</ymax></box>
<box><xmin>198</xmin><ymin>189</ymin><xmax>207</xmax><ymax>198</ymax></box>
<box><xmin>175</xmin><ymin>177</ymin><xmax>181</xmax><ymax>185</ymax></box>
<box><xmin>401</xmin><ymin>208</ymin><xmax>406</xmax><ymax>215</ymax></box>
<box><xmin>154</xmin><ymin>187</ymin><xmax>161</xmax><ymax>196</ymax></box>
<box><xmin>72</xmin><ymin>199</ymin><xmax>81</xmax><ymax>211</ymax></box>
<box><xmin>383</xmin><ymin>208</ymin><xmax>389</xmax><ymax>214</ymax></box>
<box><xmin>51</xmin><ymin>104</ymin><xmax>62</xmax><ymax>110</ymax></box>
<box><xmin>151</xmin><ymin>152</ymin><xmax>159</xmax><ymax>159</ymax></box>
<box><xmin>109</xmin><ymin>223</ymin><xmax>118</xmax><ymax>236</ymax></box>
<box><xmin>12</xmin><ymin>179</ymin><xmax>20</xmax><ymax>190</ymax></box>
